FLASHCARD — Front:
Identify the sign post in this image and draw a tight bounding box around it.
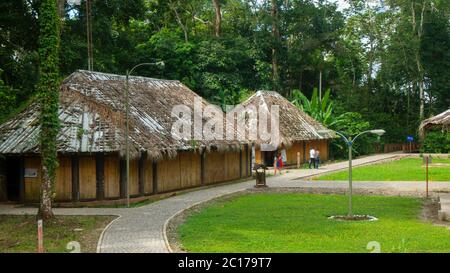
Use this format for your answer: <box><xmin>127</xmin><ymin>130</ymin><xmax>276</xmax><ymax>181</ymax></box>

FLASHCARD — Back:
<box><xmin>406</xmin><ymin>136</ymin><xmax>414</xmax><ymax>153</ymax></box>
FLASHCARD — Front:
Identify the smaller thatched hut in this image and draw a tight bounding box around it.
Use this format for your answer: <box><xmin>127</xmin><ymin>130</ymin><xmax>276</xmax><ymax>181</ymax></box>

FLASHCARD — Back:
<box><xmin>0</xmin><ymin>70</ymin><xmax>251</xmax><ymax>203</ymax></box>
<box><xmin>419</xmin><ymin>109</ymin><xmax>450</xmax><ymax>138</ymax></box>
<box><xmin>241</xmin><ymin>91</ymin><xmax>335</xmax><ymax>166</ymax></box>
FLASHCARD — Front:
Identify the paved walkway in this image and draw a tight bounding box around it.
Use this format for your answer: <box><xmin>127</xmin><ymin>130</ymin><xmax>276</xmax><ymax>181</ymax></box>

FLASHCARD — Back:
<box><xmin>439</xmin><ymin>193</ymin><xmax>450</xmax><ymax>221</ymax></box>
<box><xmin>1</xmin><ymin>153</ymin><xmax>448</xmax><ymax>253</ymax></box>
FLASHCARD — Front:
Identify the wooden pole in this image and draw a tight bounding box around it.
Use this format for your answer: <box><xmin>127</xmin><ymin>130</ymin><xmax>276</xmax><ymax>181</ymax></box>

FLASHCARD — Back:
<box><xmin>138</xmin><ymin>152</ymin><xmax>146</xmax><ymax>196</ymax></box>
<box><xmin>426</xmin><ymin>156</ymin><xmax>429</xmax><ymax>198</ymax></box>
<box><xmin>297</xmin><ymin>152</ymin><xmax>300</xmax><ymax>169</ymax></box>
<box><xmin>96</xmin><ymin>153</ymin><xmax>105</xmax><ymax>200</ymax></box>
<box><xmin>37</xmin><ymin>220</ymin><xmax>44</xmax><ymax>253</ymax></box>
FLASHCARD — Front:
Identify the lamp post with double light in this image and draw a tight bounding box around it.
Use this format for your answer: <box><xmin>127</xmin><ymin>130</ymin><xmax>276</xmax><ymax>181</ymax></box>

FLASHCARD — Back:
<box><xmin>125</xmin><ymin>62</ymin><xmax>165</xmax><ymax>208</ymax></box>
<box><xmin>319</xmin><ymin>129</ymin><xmax>385</xmax><ymax>217</ymax></box>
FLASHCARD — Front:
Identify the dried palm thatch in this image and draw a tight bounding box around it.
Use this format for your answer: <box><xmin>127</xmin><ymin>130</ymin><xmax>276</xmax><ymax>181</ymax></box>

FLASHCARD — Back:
<box><xmin>0</xmin><ymin>70</ymin><xmax>244</xmax><ymax>160</ymax></box>
<box><xmin>240</xmin><ymin>90</ymin><xmax>336</xmax><ymax>148</ymax></box>
<box><xmin>419</xmin><ymin>109</ymin><xmax>450</xmax><ymax>138</ymax></box>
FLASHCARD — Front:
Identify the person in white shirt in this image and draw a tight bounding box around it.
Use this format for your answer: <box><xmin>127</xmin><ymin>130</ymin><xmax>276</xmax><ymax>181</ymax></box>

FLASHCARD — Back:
<box><xmin>314</xmin><ymin>149</ymin><xmax>320</xmax><ymax>169</ymax></box>
<box><xmin>309</xmin><ymin>148</ymin><xmax>316</xmax><ymax>169</ymax></box>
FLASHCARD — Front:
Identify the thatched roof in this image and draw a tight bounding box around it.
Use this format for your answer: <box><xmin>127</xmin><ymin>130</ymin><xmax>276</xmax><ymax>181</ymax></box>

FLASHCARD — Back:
<box><xmin>419</xmin><ymin>109</ymin><xmax>450</xmax><ymax>136</ymax></box>
<box><xmin>0</xmin><ymin>70</ymin><xmax>244</xmax><ymax>159</ymax></box>
<box><xmin>240</xmin><ymin>91</ymin><xmax>335</xmax><ymax>148</ymax></box>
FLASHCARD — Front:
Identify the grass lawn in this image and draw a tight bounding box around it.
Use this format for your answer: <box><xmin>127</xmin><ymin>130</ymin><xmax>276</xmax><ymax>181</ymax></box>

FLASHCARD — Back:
<box><xmin>0</xmin><ymin>215</ymin><xmax>115</xmax><ymax>253</ymax></box>
<box><xmin>314</xmin><ymin>157</ymin><xmax>450</xmax><ymax>181</ymax></box>
<box><xmin>178</xmin><ymin>193</ymin><xmax>450</xmax><ymax>253</ymax></box>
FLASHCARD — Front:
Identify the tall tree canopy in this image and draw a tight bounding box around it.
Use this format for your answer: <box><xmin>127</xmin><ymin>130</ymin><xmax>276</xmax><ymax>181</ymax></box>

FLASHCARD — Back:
<box><xmin>0</xmin><ymin>0</ymin><xmax>449</xmax><ymax>145</ymax></box>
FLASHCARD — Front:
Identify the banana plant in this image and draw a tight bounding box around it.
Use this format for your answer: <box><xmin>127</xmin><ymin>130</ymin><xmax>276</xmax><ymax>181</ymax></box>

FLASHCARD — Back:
<box><xmin>291</xmin><ymin>88</ymin><xmax>341</xmax><ymax>128</ymax></box>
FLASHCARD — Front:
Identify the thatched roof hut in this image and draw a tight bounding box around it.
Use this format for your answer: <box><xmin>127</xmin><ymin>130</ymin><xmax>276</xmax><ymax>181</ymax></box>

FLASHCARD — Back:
<box><xmin>241</xmin><ymin>90</ymin><xmax>336</xmax><ymax>148</ymax></box>
<box><xmin>419</xmin><ymin>109</ymin><xmax>450</xmax><ymax>136</ymax></box>
<box><xmin>0</xmin><ymin>71</ymin><xmax>253</xmax><ymax>204</ymax></box>
<box><xmin>0</xmin><ymin>70</ymin><xmax>243</xmax><ymax>160</ymax></box>
<box><xmin>240</xmin><ymin>90</ymin><xmax>336</xmax><ymax>166</ymax></box>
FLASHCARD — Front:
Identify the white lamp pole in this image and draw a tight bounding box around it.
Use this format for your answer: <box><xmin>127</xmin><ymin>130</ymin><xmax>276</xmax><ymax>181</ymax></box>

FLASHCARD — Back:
<box><xmin>125</xmin><ymin>62</ymin><xmax>164</xmax><ymax>208</ymax></box>
<box><xmin>320</xmin><ymin>129</ymin><xmax>386</xmax><ymax>217</ymax></box>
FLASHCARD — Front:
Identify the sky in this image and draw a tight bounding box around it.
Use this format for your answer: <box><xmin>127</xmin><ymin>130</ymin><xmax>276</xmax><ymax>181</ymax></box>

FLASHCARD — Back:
<box><xmin>333</xmin><ymin>0</ymin><xmax>350</xmax><ymax>11</ymax></box>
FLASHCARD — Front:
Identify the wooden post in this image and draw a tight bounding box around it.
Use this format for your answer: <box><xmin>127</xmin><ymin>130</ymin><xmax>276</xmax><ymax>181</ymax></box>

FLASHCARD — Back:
<box><xmin>426</xmin><ymin>156</ymin><xmax>429</xmax><ymax>198</ymax></box>
<box><xmin>138</xmin><ymin>152</ymin><xmax>146</xmax><ymax>196</ymax></box>
<box><xmin>71</xmin><ymin>155</ymin><xmax>79</xmax><ymax>202</ymax></box>
<box><xmin>297</xmin><ymin>152</ymin><xmax>301</xmax><ymax>169</ymax></box>
<box><xmin>152</xmin><ymin>161</ymin><xmax>158</xmax><ymax>194</ymax></box>
<box><xmin>239</xmin><ymin>149</ymin><xmax>243</xmax><ymax>178</ymax></box>
<box><xmin>245</xmin><ymin>144</ymin><xmax>249</xmax><ymax>177</ymax></box>
<box><xmin>302</xmin><ymin>142</ymin><xmax>307</xmax><ymax>163</ymax></box>
<box><xmin>200</xmin><ymin>151</ymin><xmax>205</xmax><ymax>185</ymax></box>
<box><xmin>37</xmin><ymin>219</ymin><xmax>44</xmax><ymax>253</ymax></box>
<box><xmin>96</xmin><ymin>153</ymin><xmax>105</xmax><ymax>200</ymax></box>
<box><xmin>119</xmin><ymin>157</ymin><xmax>127</xmax><ymax>199</ymax></box>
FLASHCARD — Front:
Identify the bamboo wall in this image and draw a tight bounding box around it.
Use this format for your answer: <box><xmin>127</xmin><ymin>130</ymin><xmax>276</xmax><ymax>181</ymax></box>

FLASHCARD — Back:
<box><xmin>143</xmin><ymin>158</ymin><xmax>153</xmax><ymax>195</ymax></box>
<box><xmin>79</xmin><ymin>156</ymin><xmax>96</xmax><ymax>200</ymax></box>
<box><xmin>204</xmin><ymin>151</ymin><xmax>241</xmax><ymax>184</ymax></box>
<box><xmin>24</xmin><ymin>157</ymin><xmax>41</xmax><ymax>202</ymax></box>
<box><xmin>18</xmin><ymin>148</ymin><xmax>249</xmax><ymax>203</ymax></box>
<box><xmin>157</xmin><ymin>151</ymin><xmax>203</xmax><ymax>193</ymax></box>
<box><xmin>129</xmin><ymin>159</ymin><xmax>139</xmax><ymax>196</ymax></box>
<box><xmin>104</xmin><ymin>155</ymin><xmax>120</xmax><ymax>198</ymax></box>
<box><xmin>55</xmin><ymin>157</ymin><xmax>72</xmax><ymax>201</ymax></box>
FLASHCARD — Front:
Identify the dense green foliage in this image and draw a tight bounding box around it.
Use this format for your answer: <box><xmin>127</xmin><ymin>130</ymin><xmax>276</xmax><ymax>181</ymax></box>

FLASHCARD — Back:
<box><xmin>178</xmin><ymin>194</ymin><xmax>450</xmax><ymax>253</ymax></box>
<box><xmin>0</xmin><ymin>0</ymin><xmax>449</xmax><ymax>146</ymax></box>
<box><xmin>315</xmin><ymin>157</ymin><xmax>450</xmax><ymax>181</ymax></box>
<box><xmin>421</xmin><ymin>130</ymin><xmax>450</xmax><ymax>154</ymax></box>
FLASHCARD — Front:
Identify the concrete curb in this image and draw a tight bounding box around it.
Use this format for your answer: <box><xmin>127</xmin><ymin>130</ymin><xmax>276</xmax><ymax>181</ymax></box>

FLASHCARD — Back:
<box><xmin>294</xmin><ymin>154</ymin><xmax>405</xmax><ymax>180</ymax></box>
<box><xmin>96</xmin><ymin>214</ymin><xmax>122</xmax><ymax>253</ymax></box>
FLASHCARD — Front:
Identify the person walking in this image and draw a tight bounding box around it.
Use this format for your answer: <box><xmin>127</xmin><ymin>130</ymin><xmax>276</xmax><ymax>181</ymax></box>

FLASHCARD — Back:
<box><xmin>309</xmin><ymin>148</ymin><xmax>316</xmax><ymax>169</ymax></box>
<box><xmin>314</xmin><ymin>148</ymin><xmax>320</xmax><ymax>169</ymax></box>
<box><xmin>274</xmin><ymin>153</ymin><xmax>283</xmax><ymax>175</ymax></box>
<box><xmin>277</xmin><ymin>153</ymin><xmax>284</xmax><ymax>175</ymax></box>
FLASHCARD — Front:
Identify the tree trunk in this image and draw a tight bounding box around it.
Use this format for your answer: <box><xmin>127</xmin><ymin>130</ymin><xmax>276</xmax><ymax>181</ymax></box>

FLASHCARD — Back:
<box><xmin>169</xmin><ymin>0</ymin><xmax>189</xmax><ymax>42</ymax></box>
<box><xmin>212</xmin><ymin>0</ymin><xmax>221</xmax><ymax>37</ymax></box>
<box><xmin>37</xmin><ymin>0</ymin><xmax>61</xmax><ymax>220</ymax></box>
<box><xmin>411</xmin><ymin>1</ymin><xmax>427</xmax><ymax>121</ymax></box>
<box><xmin>57</xmin><ymin>0</ymin><xmax>64</xmax><ymax>18</ymax></box>
<box><xmin>39</xmin><ymin>165</ymin><xmax>54</xmax><ymax>219</ymax></box>
<box><xmin>271</xmin><ymin>0</ymin><xmax>280</xmax><ymax>89</ymax></box>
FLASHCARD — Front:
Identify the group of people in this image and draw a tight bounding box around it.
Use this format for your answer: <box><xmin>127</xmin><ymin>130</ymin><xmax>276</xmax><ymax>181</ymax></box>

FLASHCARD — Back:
<box><xmin>272</xmin><ymin>147</ymin><xmax>321</xmax><ymax>175</ymax></box>
<box><xmin>309</xmin><ymin>148</ymin><xmax>321</xmax><ymax>169</ymax></box>
<box><xmin>273</xmin><ymin>153</ymin><xmax>284</xmax><ymax>175</ymax></box>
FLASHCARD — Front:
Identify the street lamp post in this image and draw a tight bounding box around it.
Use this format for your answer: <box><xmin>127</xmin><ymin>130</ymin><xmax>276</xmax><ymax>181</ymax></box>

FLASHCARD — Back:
<box><xmin>320</xmin><ymin>129</ymin><xmax>386</xmax><ymax>217</ymax></box>
<box><xmin>125</xmin><ymin>62</ymin><xmax>164</xmax><ymax>208</ymax></box>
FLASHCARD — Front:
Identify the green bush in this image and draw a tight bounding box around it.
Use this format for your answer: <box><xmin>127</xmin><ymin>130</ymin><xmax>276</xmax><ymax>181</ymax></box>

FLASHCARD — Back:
<box><xmin>420</xmin><ymin>130</ymin><xmax>450</xmax><ymax>153</ymax></box>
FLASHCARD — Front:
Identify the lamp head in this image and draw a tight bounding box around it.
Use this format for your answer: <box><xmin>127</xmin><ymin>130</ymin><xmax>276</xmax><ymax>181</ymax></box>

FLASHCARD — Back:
<box><xmin>317</xmin><ymin>129</ymin><xmax>333</xmax><ymax>135</ymax></box>
<box><xmin>67</xmin><ymin>0</ymin><xmax>81</xmax><ymax>5</ymax></box>
<box><xmin>370</xmin><ymin>129</ymin><xmax>386</xmax><ymax>136</ymax></box>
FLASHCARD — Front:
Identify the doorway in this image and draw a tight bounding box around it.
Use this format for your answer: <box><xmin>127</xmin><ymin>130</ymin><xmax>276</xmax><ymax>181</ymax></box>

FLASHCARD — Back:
<box><xmin>5</xmin><ymin>157</ymin><xmax>21</xmax><ymax>202</ymax></box>
<box><xmin>262</xmin><ymin>151</ymin><xmax>277</xmax><ymax>166</ymax></box>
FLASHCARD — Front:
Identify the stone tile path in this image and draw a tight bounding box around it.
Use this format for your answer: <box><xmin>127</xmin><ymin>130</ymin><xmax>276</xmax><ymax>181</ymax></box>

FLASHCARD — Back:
<box><xmin>439</xmin><ymin>193</ymin><xmax>450</xmax><ymax>221</ymax></box>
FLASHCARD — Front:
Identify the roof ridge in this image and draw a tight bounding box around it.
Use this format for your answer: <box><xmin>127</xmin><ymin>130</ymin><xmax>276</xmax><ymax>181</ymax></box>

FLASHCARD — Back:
<box><xmin>76</xmin><ymin>69</ymin><xmax>181</xmax><ymax>83</ymax></box>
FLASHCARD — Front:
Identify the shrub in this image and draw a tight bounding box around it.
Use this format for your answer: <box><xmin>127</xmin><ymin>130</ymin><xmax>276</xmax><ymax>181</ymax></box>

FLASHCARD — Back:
<box><xmin>420</xmin><ymin>130</ymin><xmax>449</xmax><ymax>154</ymax></box>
